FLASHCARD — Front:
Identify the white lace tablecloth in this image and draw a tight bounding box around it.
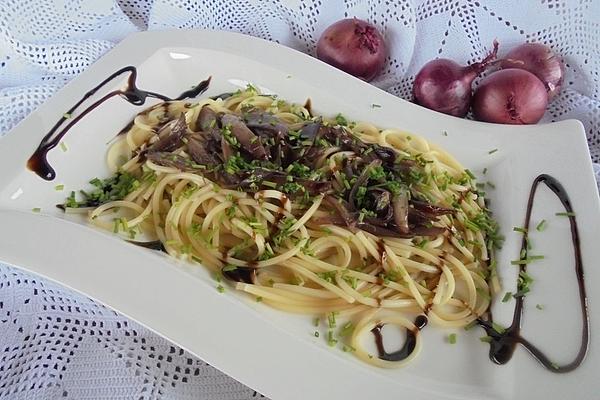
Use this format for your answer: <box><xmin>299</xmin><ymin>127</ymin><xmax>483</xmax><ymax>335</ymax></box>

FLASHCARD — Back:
<box><xmin>1</xmin><ymin>1</ymin><xmax>599</xmax><ymax>399</ymax></box>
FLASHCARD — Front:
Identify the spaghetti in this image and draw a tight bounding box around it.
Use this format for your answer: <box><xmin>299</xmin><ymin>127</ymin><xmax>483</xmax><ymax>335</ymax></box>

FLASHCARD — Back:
<box><xmin>64</xmin><ymin>85</ymin><xmax>502</xmax><ymax>368</ymax></box>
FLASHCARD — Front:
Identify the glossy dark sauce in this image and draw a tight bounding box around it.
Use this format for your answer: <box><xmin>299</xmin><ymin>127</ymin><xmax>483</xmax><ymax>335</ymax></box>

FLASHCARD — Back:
<box><xmin>269</xmin><ymin>194</ymin><xmax>290</xmax><ymax>237</ymax></box>
<box><xmin>127</xmin><ymin>240</ymin><xmax>166</xmax><ymax>252</ymax></box>
<box><xmin>210</xmin><ymin>92</ymin><xmax>235</xmax><ymax>100</ymax></box>
<box><xmin>371</xmin><ymin>315</ymin><xmax>427</xmax><ymax>362</ymax></box>
<box><xmin>376</xmin><ymin>239</ymin><xmax>387</xmax><ymax>265</ymax></box>
<box><xmin>222</xmin><ymin>266</ymin><xmax>256</xmax><ymax>284</ymax></box>
<box><xmin>27</xmin><ymin>66</ymin><xmax>211</xmax><ymax>180</ymax></box>
<box><xmin>477</xmin><ymin>174</ymin><xmax>589</xmax><ymax>373</ymax></box>
<box><xmin>303</xmin><ymin>98</ymin><xmax>312</xmax><ymax>117</ymax></box>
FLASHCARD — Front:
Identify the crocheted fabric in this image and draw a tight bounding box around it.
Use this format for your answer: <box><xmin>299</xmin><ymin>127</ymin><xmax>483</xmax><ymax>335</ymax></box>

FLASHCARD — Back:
<box><xmin>1</xmin><ymin>1</ymin><xmax>599</xmax><ymax>398</ymax></box>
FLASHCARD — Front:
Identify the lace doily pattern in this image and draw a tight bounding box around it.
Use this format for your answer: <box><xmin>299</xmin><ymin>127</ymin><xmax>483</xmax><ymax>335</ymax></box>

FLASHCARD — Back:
<box><xmin>0</xmin><ymin>265</ymin><xmax>265</xmax><ymax>399</ymax></box>
<box><xmin>1</xmin><ymin>1</ymin><xmax>599</xmax><ymax>399</ymax></box>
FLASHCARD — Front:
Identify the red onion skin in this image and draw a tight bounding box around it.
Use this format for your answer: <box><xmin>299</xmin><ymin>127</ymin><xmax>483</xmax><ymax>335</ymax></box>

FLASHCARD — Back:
<box><xmin>472</xmin><ymin>68</ymin><xmax>548</xmax><ymax>125</ymax></box>
<box><xmin>316</xmin><ymin>18</ymin><xmax>386</xmax><ymax>82</ymax></box>
<box><xmin>413</xmin><ymin>59</ymin><xmax>477</xmax><ymax>117</ymax></box>
<box><xmin>412</xmin><ymin>41</ymin><xmax>499</xmax><ymax>117</ymax></box>
<box><xmin>500</xmin><ymin>43</ymin><xmax>564</xmax><ymax>99</ymax></box>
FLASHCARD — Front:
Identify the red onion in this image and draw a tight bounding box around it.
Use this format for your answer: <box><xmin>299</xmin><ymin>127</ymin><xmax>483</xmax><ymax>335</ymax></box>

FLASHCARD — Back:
<box><xmin>472</xmin><ymin>68</ymin><xmax>548</xmax><ymax>125</ymax></box>
<box><xmin>413</xmin><ymin>41</ymin><xmax>499</xmax><ymax>117</ymax></box>
<box><xmin>316</xmin><ymin>18</ymin><xmax>386</xmax><ymax>82</ymax></box>
<box><xmin>500</xmin><ymin>43</ymin><xmax>564</xmax><ymax>99</ymax></box>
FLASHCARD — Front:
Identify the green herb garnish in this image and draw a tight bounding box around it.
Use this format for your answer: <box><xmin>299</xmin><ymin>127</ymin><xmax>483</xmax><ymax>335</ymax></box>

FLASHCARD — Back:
<box><xmin>555</xmin><ymin>212</ymin><xmax>576</xmax><ymax>217</ymax></box>
<box><xmin>536</xmin><ymin>219</ymin><xmax>547</xmax><ymax>231</ymax></box>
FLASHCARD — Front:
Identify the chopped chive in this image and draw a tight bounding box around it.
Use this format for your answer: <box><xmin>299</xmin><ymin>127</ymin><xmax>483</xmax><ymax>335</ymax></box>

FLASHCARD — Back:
<box><xmin>216</xmin><ymin>285</ymin><xmax>225</xmax><ymax>293</ymax></box>
<box><xmin>551</xmin><ymin>362</ymin><xmax>559</xmax><ymax>370</ymax></box>
<box><xmin>476</xmin><ymin>287</ymin><xmax>490</xmax><ymax>301</ymax></box>
<box><xmin>63</xmin><ymin>112</ymin><xmax>72</xmax><ymax>119</ymax></box>
<box><xmin>465</xmin><ymin>169</ymin><xmax>476</xmax><ymax>180</ymax></box>
<box><xmin>536</xmin><ymin>219</ymin><xmax>547</xmax><ymax>231</ymax></box>
<box><xmin>502</xmin><ymin>292</ymin><xmax>513</xmax><ymax>303</ymax></box>
<box><xmin>256</xmin><ymin>296</ymin><xmax>263</xmax><ymax>303</ymax></box>
<box><xmin>520</xmin><ymin>248</ymin><xmax>527</xmax><ymax>259</ymax></box>
<box><xmin>416</xmin><ymin>239</ymin><xmax>429</xmax><ymax>249</ymax></box>
<box><xmin>314</xmin><ymin>331</ymin><xmax>319</xmax><ymax>337</ymax></box>
<box><xmin>262</xmin><ymin>180</ymin><xmax>277</xmax><ymax>188</ymax></box>
<box><xmin>513</xmin><ymin>289</ymin><xmax>530</xmax><ymax>298</ymax></box>
<box><xmin>555</xmin><ymin>212</ymin><xmax>576</xmax><ymax>217</ymax></box>
<box><xmin>327</xmin><ymin>330</ymin><xmax>337</xmax><ymax>347</ymax></box>
<box><xmin>339</xmin><ymin>322</ymin><xmax>353</xmax><ymax>337</ymax></box>
<box><xmin>327</xmin><ymin>312</ymin><xmax>337</xmax><ymax>328</ymax></box>
<box><xmin>536</xmin><ymin>304</ymin><xmax>544</xmax><ymax>310</ymax></box>
<box><xmin>59</xmin><ymin>142</ymin><xmax>68</xmax><ymax>152</ymax></box>
<box><xmin>342</xmin><ymin>178</ymin><xmax>351</xmax><ymax>190</ymax></box>
<box><xmin>31</xmin><ymin>207</ymin><xmax>41</xmax><ymax>213</ymax></box>
<box><xmin>479</xmin><ymin>336</ymin><xmax>492</xmax><ymax>343</ymax></box>
<box><xmin>464</xmin><ymin>219</ymin><xmax>480</xmax><ymax>232</ymax></box>
<box><xmin>513</xmin><ymin>227</ymin><xmax>528</xmax><ymax>233</ymax></box>
<box><xmin>510</xmin><ymin>255</ymin><xmax>544</xmax><ymax>265</ymax></box>
<box><xmin>486</xmin><ymin>181</ymin><xmax>496</xmax><ymax>189</ymax></box>
<box><xmin>442</xmin><ymin>131</ymin><xmax>448</xmax><ymax>136</ymax></box>
<box><xmin>342</xmin><ymin>345</ymin><xmax>356</xmax><ymax>352</ymax></box>
<box><xmin>321</xmin><ymin>227</ymin><xmax>332</xmax><ymax>235</ymax></box>
<box><xmin>491</xmin><ymin>322</ymin><xmax>506</xmax><ymax>334</ymax></box>
<box><xmin>488</xmin><ymin>148</ymin><xmax>498</xmax><ymax>155</ymax></box>
<box><xmin>482</xmin><ymin>167</ymin><xmax>488</xmax><ymax>175</ymax></box>
<box><xmin>54</xmin><ymin>184</ymin><xmax>64</xmax><ymax>191</ymax></box>
<box><xmin>313</xmin><ymin>317</ymin><xmax>320</xmax><ymax>327</ymax></box>
<box><xmin>371</xmin><ymin>103</ymin><xmax>382</xmax><ymax>108</ymax></box>
<box><xmin>463</xmin><ymin>321</ymin><xmax>477</xmax><ymax>331</ymax></box>
<box><xmin>448</xmin><ymin>333</ymin><xmax>457</xmax><ymax>344</ymax></box>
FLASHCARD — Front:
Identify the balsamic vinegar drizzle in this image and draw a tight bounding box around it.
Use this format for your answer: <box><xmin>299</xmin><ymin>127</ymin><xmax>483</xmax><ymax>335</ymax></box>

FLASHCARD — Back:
<box><xmin>30</xmin><ymin>67</ymin><xmax>590</xmax><ymax>372</ymax></box>
<box><xmin>126</xmin><ymin>240</ymin><xmax>166</xmax><ymax>252</ymax></box>
<box><xmin>476</xmin><ymin>174</ymin><xmax>589</xmax><ymax>373</ymax></box>
<box><xmin>27</xmin><ymin>66</ymin><xmax>211</xmax><ymax>181</ymax></box>
<box><xmin>222</xmin><ymin>267</ymin><xmax>257</xmax><ymax>285</ymax></box>
<box><xmin>371</xmin><ymin>315</ymin><xmax>428</xmax><ymax>362</ymax></box>
<box><xmin>371</xmin><ymin>175</ymin><xmax>589</xmax><ymax>371</ymax></box>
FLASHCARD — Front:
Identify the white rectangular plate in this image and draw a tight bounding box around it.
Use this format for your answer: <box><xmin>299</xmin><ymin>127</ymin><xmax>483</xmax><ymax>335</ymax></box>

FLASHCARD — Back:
<box><xmin>0</xmin><ymin>30</ymin><xmax>599</xmax><ymax>400</ymax></box>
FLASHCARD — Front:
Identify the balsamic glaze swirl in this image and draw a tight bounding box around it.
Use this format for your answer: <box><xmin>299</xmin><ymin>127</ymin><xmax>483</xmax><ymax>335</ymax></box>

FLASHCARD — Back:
<box><xmin>476</xmin><ymin>174</ymin><xmax>589</xmax><ymax>373</ymax></box>
<box><xmin>372</xmin><ymin>175</ymin><xmax>589</xmax><ymax>370</ymax></box>
<box><xmin>27</xmin><ymin>66</ymin><xmax>210</xmax><ymax>181</ymax></box>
